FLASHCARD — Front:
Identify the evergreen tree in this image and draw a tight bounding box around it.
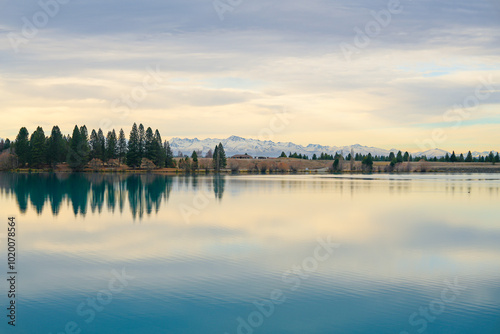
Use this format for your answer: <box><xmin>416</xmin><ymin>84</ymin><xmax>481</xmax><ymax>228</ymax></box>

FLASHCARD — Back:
<box><xmin>396</xmin><ymin>151</ymin><xmax>403</xmax><ymax>163</ymax></box>
<box><xmin>362</xmin><ymin>153</ymin><xmax>373</xmax><ymax>172</ymax></box>
<box><xmin>79</xmin><ymin>125</ymin><xmax>90</xmax><ymax>164</ymax></box>
<box><xmin>144</xmin><ymin>127</ymin><xmax>155</xmax><ymax>161</ymax></box>
<box><xmin>213</xmin><ymin>145</ymin><xmax>219</xmax><ymax>170</ymax></box>
<box><xmin>46</xmin><ymin>126</ymin><xmax>65</xmax><ymax>167</ymax></box>
<box><xmin>403</xmin><ymin>151</ymin><xmax>409</xmax><ymax>162</ymax></box>
<box><xmin>67</xmin><ymin>125</ymin><xmax>86</xmax><ymax>170</ymax></box>
<box><xmin>280</xmin><ymin>152</ymin><xmax>287</xmax><ymax>158</ymax></box>
<box><xmin>488</xmin><ymin>151</ymin><xmax>495</xmax><ymax>164</ymax></box>
<box><xmin>165</xmin><ymin>141</ymin><xmax>174</xmax><ymax>167</ymax></box>
<box><xmin>450</xmin><ymin>151</ymin><xmax>457</xmax><ymax>162</ymax></box>
<box><xmin>138</xmin><ymin>124</ymin><xmax>145</xmax><ymax>159</ymax></box>
<box><xmin>312</xmin><ymin>153</ymin><xmax>317</xmax><ymax>160</ymax></box>
<box><xmin>459</xmin><ymin>153</ymin><xmax>465</xmax><ymax>162</ymax></box>
<box><xmin>127</xmin><ymin>123</ymin><xmax>141</xmax><ymax>167</ymax></box>
<box><xmin>105</xmin><ymin>130</ymin><xmax>117</xmax><ymax>161</ymax></box>
<box><xmin>219</xmin><ymin>143</ymin><xmax>227</xmax><ymax>168</ymax></box>
<box><xmin>15</xmin><ymin>127</ymin><xmax>30</xmax><ymax>167</ymax></box>
<box><xmin>89</xmin><ymin>129</ymin><xmax>99</xmax><ymax>160</ymax></box>
<box><xmin>465</xmin><ymin>151</ymin><xmax>473</xmax><ymax>162</ymax></box>
<box><xmin>97</xmin><ymin>129</ymin><xmax>105</xmax><ymax>160</ymax></box>
<box><xmin>444</xmin><ymin>153</ymin><xmax>450</xmax><ymax>162</ymax></box>
<box><xmin>29</xmin><ymin>126</ymin><xmax>46</xmax><ymax>167</ymax></box>
<box><xmin>191</xmin><ymin>151</ymin><xmax>198</xmax><ymax>170</ymax></box>
<box><xmin>0</xmin><ymin>139</ymin><xmax>11</xmax><ymax>152</ymax></box>
<box><xmin>332</xmin><ymin>158</ymin><xmax>341</xmax><ymax>172</ymax></box>
<box><xmin>117</xmin><ymin>129</ymin><xmax>127</xmax><ymax>164</ymax></box>
<box><xmin>213</xmin><ymin>143</ymin><xmax>227</xmax><ymax>172</ymax></box>
<box><xmin>4</xmin><ymin>139</ymin><xmax>11</xmax><ymax>151</ymax></box>
<box><xmin>154</xmin><ymin>130</ymin><xmax>165</xmax><ymax>167</ymax></box>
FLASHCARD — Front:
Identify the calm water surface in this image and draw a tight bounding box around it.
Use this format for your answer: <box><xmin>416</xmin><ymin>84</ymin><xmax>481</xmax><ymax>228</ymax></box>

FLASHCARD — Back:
<box><xmin>0</xmin><ymin>173</ymin><xmax>499</xmax><ymax>334</ymax></box>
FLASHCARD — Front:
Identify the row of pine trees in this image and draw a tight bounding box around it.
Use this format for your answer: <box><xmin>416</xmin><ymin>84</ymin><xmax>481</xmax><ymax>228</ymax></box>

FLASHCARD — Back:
<box><xmin>3</xmin><ymin>123</ymin><xmax>227</xmax><ymax>171</ymax></box>
<box><xmin>10</xmin><ymin>124</ymin><xmax>173</xmax><ymax>169</ymax></box>
<box><xmin>280</xmin><ymin>150</ymin><xmax>499</xmax><ymax>164</ymax></box>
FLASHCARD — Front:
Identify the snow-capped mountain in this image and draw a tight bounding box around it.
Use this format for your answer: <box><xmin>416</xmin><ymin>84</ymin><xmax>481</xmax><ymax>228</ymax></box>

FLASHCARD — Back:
<box><xmin>167</xmin><ymin>136</ymin><xmax>497</xmax><ymax>158</ymax></box>
<box><xmin>414</xmin><ymin>148</ymin><xmax>451</xmax><ymax>158</ymax></box>
<box><xmin>169</xmin><ymin>136</ymin><xmax>399</xmax><ymax>158</ymax></box>
<box><xmin>414</xmin><ymin>149</ymin><xmax>497</xmax><ymax>158</ymax></box>
<box><xmin>471</xmin><ymin>150</ymin><xmax>498</xmax><ymax>158</ymax></box>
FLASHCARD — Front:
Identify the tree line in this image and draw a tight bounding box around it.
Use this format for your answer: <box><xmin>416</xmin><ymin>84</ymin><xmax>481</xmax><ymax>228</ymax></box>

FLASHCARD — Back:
<box><xmin>1</xmin><ymin>124</ymin><xmax>228</xmax><ymax>171</ymax></box>
<box><xmin>278</xmin><ymin>150</ymin><xmax>499</xmax><ymax>164</ymax></box>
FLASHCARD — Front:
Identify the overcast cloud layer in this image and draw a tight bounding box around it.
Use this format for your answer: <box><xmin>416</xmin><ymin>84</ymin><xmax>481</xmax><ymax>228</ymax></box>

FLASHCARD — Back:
<box><xmin>1</xmin><ymin>0</ymin><xmax>499</xmax><ymax>152</ymax></box>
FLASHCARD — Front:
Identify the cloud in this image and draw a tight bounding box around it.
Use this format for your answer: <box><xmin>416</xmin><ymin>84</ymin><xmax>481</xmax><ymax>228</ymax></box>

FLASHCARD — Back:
<box><xmin>0</xmin><ymin>0</ymin><xmax>499</xmax><ymax>151</ymax></box>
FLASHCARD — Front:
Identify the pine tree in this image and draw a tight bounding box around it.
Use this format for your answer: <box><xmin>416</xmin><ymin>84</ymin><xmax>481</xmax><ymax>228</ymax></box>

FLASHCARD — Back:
<box><xmin>332</xmin><ymin>158</ymin><xmax>340</xmax><ymax>172</ymax></box>
<box><xmin>105</xmin><ymin>130</ymin><xmax>117</xmax><ymax>161</ymax></box>
<box><xmin>79</xmin><ymin>125</ymin><xmax>90</xmax><ymax>164</ymax></box>
<box><xmin>450</xmin><ymin>151</ymin><xmax>457</xmax><ymax>162</ymax></box>
<box><xmin>191</xmin><ymin>151</ymin><xmax>198</xmax><ymax>170</ymax></box>
<box><xmin>213</xmin><ymin>143</ymin><xmax>227</xmax><ymax>172</ymax></box>
<box><xmin>97</xmin><ymin>129</ymin><xmax>105</xmax><ymax>160</ymax></box>
<box><xmin>213</xmin><ymin>145</ymin><xmax>219</xmax><ymax>171</ymax></box>
<box><xmin>154</xmin><ymin>130</ymin><xmax>165</xmax><ymax>167</ymax></box>
<box><xmin>15</xmin><ymin>127</ymin><xmax>30</xmax><ymax>167</ymax></box>
<box><xmin>46</xmin><ymin>126</ymin><xmax>65</xmax><ymax>167</ymax></box>
<box><xmin>138</xmin><ymin>124</ymin><xmax>145</xmax><ymax>160</ymax></box>
<box><xmin>459</xmin><ymin>153</ymin><xmax>465</xmax><ymax>162</ymax></box>
<box><xmin>403</xmin><ymin>151</ymin><xmax>409</xmax><ymax>161</ymax></box>
<box><xmin>127</xmin><ymin>123</ymin><xmax>141</xmax><ymax>167</ymax></box>
<box><xmin>117</xmin><ymin>129</ymin><xmax>127</xmax><ymax>164</ymax></box>
<box><xmin>89</xmin><ymin>129</ymin><xmax>99</xmax><ymax>160</ymax></box>
<box><xmin>362</xmin><ymin>153</ymin><xmax>373</xmax><ymax>172</ymax></box>
<box><xmin>280</xmin><ymin>152</ymin><xmax>287</xmax><ymax>158</ymax></box>
<box><xmin>165</xmin><ymin>141</ymin><xmax>174</xmax><ymax>167</ymax></box>
<box><xmin>68</xmin><ymin>125</ymin><xmax>86</xmax><ymax>170</ymax></box>
<box><xmin>4</xmin><ymin>139</ymin><xmax>11</xmax><ymax>151</ymax></box>
<box><xmin>465</xmin><ymin>151</ymin><xmax>473</xmax><ymax>162</ymax></box>
<box><xmin>396</xmin><ymin>151</ymin><xmax>403</xmax><ymax>163</ymax></box>
<box><xmin>144</xmin><ymin>127</ymin><xmax>155</xmax><ymax>161</ymax></box>
<box><xmin>29</xmin><ymin>126</ymin><xmax>46</xmax><ymax>167</ymax></box>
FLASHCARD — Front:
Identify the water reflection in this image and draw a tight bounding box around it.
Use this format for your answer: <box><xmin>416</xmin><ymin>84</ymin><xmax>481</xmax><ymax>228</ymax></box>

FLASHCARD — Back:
<box><xmin>1</xmin><ymin>173</ymin><xmax>499</xmax><ymax>334</ymax></box>
<box><xmin>1</xmin><ymin>173</ymin><xmax>499</xmax><ymax>219</ymax></box>
<box><xmin>0</xmin><ymin>173</ymin><xmax>229</xmax><ymax>219</ymax></box>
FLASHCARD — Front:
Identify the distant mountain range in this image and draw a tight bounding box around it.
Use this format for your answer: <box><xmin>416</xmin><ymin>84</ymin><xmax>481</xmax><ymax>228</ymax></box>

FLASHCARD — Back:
<box><xmin>0</xmin><ymin>135</ymin><xmax>494</xmax><ymax>159</ymax></box>
<box><xmin>168</xmin><ymin>136</ymin><xmax>496</xmax><ymax>158</ymax></box>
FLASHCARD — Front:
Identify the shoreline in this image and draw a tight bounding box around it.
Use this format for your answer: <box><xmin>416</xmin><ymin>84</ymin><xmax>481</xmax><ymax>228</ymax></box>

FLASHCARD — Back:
<box><xmin>2</xmin><ymin>158</ymin><xmax>500</xmax><ymax>174</ymax></box>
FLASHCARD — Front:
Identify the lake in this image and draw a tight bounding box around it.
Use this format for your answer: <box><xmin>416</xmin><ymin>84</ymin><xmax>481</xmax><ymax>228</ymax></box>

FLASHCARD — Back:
<box><xmin>0</xmin><ymin>173</ymin><xmax>499</xmax><ymax>333</ymax></box>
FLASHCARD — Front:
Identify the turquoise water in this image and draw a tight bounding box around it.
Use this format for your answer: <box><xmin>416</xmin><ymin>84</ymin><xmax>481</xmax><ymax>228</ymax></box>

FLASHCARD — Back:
<box><xmin>0</xmin><ymin>173</ymin><xmax>499</xmax><ymax>334</ymax></box>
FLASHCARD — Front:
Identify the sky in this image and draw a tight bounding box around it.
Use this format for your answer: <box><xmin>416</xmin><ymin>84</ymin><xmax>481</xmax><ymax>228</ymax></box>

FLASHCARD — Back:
<box><xmin>0</xmin><ymin>0</ymin><xmax>499</xmax><ymax>153</ymax></box>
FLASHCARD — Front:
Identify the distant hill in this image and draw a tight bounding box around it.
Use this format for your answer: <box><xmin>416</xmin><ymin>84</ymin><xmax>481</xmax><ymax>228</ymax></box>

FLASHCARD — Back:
<box><xmin>168</xmin><ymin>136</ymin><xmax>496</xmax><ymax>158</ymax></box>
